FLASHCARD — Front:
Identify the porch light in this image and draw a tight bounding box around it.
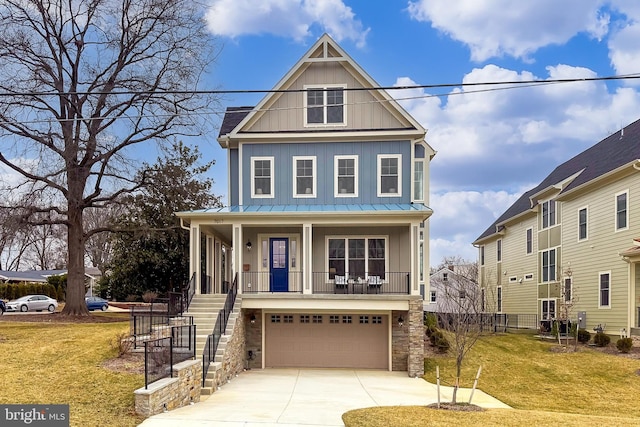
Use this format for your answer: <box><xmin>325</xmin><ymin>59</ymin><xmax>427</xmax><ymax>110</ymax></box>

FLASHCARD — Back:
<box><xmin>250</xmin><ymin>314</ymin><xmax>256</xmax><ymax>324</ymax></box>
<box><xmin>398</xmin><ymin>316</ymin><xmax>404</xmax><ymax>327</ymax></box>
<box><xmin>246</xmin><ymin>240</ymin><xmax>252</xmax><ymax>251</ymax></box>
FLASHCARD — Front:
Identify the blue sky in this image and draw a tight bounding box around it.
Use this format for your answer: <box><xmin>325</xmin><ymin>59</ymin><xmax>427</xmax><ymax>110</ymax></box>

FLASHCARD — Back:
<box><xmin>198</xmin><ymin>0</ymin><xmax>640</xmax><ymax>266</ymax></box>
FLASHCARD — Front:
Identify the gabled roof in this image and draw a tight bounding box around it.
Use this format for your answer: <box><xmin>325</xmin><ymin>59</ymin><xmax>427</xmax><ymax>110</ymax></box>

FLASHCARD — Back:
<box><xmin>218</xmin><ymin>33</ymin><xmax>427</xmax><ymax>143</ymax></box>
<box><xmin>0</xmin><ymin>269</ymin><xmax>66</xmax><ymax>283</ymax></box>
<box><xmin>475</xmin><ymin>117</ymin><xmax>640</xmax><ymax>243</ymax></box>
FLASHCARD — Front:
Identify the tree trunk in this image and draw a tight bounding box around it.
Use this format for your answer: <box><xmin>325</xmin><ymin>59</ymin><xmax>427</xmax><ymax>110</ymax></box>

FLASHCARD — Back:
<box><xmin>61</xmin><ymin>189</ymin><xmax>90</xmax><ymax>316</ymax></box>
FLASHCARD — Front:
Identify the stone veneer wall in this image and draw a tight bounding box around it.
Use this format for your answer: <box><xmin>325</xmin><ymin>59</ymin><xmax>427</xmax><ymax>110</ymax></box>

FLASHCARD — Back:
<box><xmin>134</xmin><ymin>359</ymin><xmax>201</xmax><ymax>417</ymax></box>
<box><xmin>244</xmin><ymin>308</ymin><xmax>262</xmax><ymax>369</ymax></box>
<box><xmin>217</xmin><ymin>305</ymin><xmax>247</xmax><ymax>385</ymax></box>
<box><xmin>391</xmin><ymin>297</ymin><xmax>424</xmax><ymax>377</ymax></box>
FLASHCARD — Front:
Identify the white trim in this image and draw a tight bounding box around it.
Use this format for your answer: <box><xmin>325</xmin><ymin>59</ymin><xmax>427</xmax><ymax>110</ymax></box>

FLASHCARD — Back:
<box><xmin>377</xmin><ymin>154</ymin><xmax>402</xmax><ymax>197</ymax></box>
<box><xmin>251</xmin><ymin>156</ymin><xmax>275</xmax><ymax>199</ymax></box>
<box><xmin>525</xmin><ymin>227</ymin><xmax>533</xmax><ymax>255</ymax></box>
<box><xmin>614</xmin><ymin>190</ymin><xmax>629</xmax><ymax>232</ymax></box>
<box><xmin>303</xmin><ymin>84</ymin><xmax>347</xmax><ymax>127</ymax></box>
<box><xmin>540</xmin><ymin>298</ymin><xmax>556</xmax><ymax>320</ymax></box>
<box><xmin>480</xmin><ymin>245</ymin><xmax>485</xmax><ymax>266</ymax></box>
<box><xmin>292</xmin><ymin>156</ymin><xmax>317</xmax><ymax>198</ymax></box>
<box><xmin>325</xmin><ymin>235</ymin><xmax>389</xmax><ymax>280</ymax></box>
<box><xmin>524</xmin><ymin>273</ymin><xmax>534</xmax><ymax>281</ymax></box>
<box><xmin>334</xmin><ymin>155</ymin><xmax>358</xmax><ymax>198</ymax></box>
<box><xmin>540</xmin><ymin>247</ymin><xmax>558</xmax><ymax>283</ymax></box>
<box><xmin>540</xmin><ymin>198</ymin><xmax>557</xmax><ymax>230</ymax></box>
<box><xmin>412</xmin><ymin>158</ymin><xmax>425</xmax><ymax>202</ymax></box>
<box><xmin>508</xmin><ymin>276</ymin><xmax>518</xmax><ymax>283</ymax></box>
<box><xmin>496</xmin><ymin>285</ymin><xmax>503</xmax><ymax>313</ymax></box>
<box><xmin>429</xmin><ymin>291</ymin><xmax>436</xmax><ymax>303</ymax></box>
<box><xmin>496</xmin><ymin>239</ymin><xmax>502</xmax><ymax>263</ymax></box>
<box><xmin>578</xmin><ymin>206</ymin><xmax>589</xmax><ymax>241</ymax></box>
<box><xmin>598</xmin><ymin>271</ymin><xmax>611</xmax><ymax>308</ymax></box>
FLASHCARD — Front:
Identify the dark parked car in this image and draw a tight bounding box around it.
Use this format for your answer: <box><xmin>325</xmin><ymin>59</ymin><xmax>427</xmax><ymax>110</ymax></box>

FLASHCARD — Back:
<box><xmin>85</xmin><ymin>296</ymin><xmax>109</xmax><ymax>311</ymax></box>
<box><xmin>6</xmin><ymin>295</ymin><xmax>58</xmax><ymax>312</ymax></box>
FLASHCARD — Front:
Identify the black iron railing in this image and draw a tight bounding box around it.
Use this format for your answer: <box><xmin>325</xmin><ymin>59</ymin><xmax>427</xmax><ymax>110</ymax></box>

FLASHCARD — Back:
<box><xmin>241</xmin><ymin>271</ymin><xmax>303</xmax><ymax>293</ymax></box>
<box><xmin>130</xmin><ymin>311</ymin><xmax>193</xmax><ymax>349</ymax></box>
<box><xmin>431</xmin><ymin>312</ymin><xmax>539</xmax><ymax>333</ymax></box>
<box><xmin>311</xmin><ymin>272</ymin><xmax>410</xmax><ymax>294</ymax></box>
<box><xmin>143</xmin><ymin>324</ymin><xmax>196</xmax><ymax>389</ymax></box>
<box><xmin>202</xmin><ymin>274</ymin><xmax>238</xmax><ymax>386</ymax></box>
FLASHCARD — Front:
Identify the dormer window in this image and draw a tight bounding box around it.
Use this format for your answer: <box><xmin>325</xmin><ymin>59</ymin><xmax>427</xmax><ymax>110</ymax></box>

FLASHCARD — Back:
<box><xmin>305</xmin><ymin>85</ymin><xmax>345</xmax><ymax>126</ymax></box>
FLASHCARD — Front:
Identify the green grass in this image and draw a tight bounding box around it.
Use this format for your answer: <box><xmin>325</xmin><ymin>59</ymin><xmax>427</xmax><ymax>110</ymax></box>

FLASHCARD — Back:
<box><xmin>344</xmin><ymin>333</ymin><xmax>640</xmax><ymax>426</ymax></box>
<box><xmin>0</xmin><ymin>322</ymin><xmax>144</xmax><ymax>427</ymax></box>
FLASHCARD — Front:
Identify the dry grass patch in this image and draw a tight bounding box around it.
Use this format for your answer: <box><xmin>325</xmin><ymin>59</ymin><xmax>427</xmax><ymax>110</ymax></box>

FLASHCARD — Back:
<box><xmin>0</xmin><ymin>321</ymin><xmax>144</xmax><ymax>427</ymax></box>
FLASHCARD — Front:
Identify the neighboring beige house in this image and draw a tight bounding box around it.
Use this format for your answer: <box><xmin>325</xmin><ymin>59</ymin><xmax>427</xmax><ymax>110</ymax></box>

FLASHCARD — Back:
<box><xmin>424</xmin><ymin>265</ymin><xmax>479</xmax><ymax>313</ymax></box>
<box><xmin>474</xmin><ymin>119</ymin><xmax>640</xmax><ymax>337</ymax></box>
<box><xmin>177</xmin><ymin>34</ymin><xmax>434</xmax><ymax>377</ymax></box>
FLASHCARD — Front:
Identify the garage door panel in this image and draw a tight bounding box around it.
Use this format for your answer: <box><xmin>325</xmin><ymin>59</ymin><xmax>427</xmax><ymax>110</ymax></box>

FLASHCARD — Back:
<box><xmin>265</xmin><ymin>314</ymin><xmax>388</xmax><ymax>369</ymax></box>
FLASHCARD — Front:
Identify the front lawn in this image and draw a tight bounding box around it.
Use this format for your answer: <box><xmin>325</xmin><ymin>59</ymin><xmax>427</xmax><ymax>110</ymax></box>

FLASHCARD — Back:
<box><xmin>344</xmin><ymin>333</ymin><xmax>640</xmax><ymax>426</ymax></box>
<box><xmin>0</xmin><ymin>321</ymin><xmax>144</xmax><ymax>427</ymax></box>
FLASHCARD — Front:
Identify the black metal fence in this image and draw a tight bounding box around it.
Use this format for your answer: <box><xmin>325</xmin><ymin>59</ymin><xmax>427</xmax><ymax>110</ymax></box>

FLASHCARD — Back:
<box><xmin>143</xmin><ymin>324</ymin><xmax>196</xmax><ymax>389</ymax></box>
<box><xmin>130</xmin><ymin>312</ymin><xmax>193</xmax><ymax>349</ymax></box>
<box><xmin>203</xmin><ymin>275</ymin><xmax>238</xmax><ymax>386</ymax></box>
<box><xmin>429</xmin><ymin>312</ymin><xmax>539</xmax><ymax>333</ymax></box>
<box><xmin>312</xmin><ymin>272</ymin><xmax>410</xmax><ymax>294</ymax></box>
<box><xmin>241</xmin><ymin>271</ymin><xmax>303</xmax><ymax>293</ymax></box>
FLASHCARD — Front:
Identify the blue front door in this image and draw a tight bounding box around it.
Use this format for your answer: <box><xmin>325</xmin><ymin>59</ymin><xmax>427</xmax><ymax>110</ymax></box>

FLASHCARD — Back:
<box><xmin>270</xmin><ymin>238</ymin><xmax>289</xmax><ymax>292</ymax></box>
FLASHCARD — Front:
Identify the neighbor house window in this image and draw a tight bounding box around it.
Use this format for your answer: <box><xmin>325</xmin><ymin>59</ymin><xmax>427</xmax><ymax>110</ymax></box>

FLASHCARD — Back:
<box><xmin>541</xmin><ymin>299</ymin><xmax>555</xmax><ymax>320</ymax></box>
<box><xmin>378</xmin><ymin>154</ymin><xmax>401</xmax><ymax>196</ymax></box>
<box><xmin>327</xmin><ymin>236</ymin><xmax>387</xmax><ymax>280</ymax></box>
<box><xmin>578</xmin><ymin>207</ymin><xmax>588</xmax><ymax>240</ymax></box>
<box><xmin>526</xmin><ymin>228</ymin><xmax>532</xmax><ymax>254</ymax></box>
<box><xmin>564</xmin><ymin>277</ymin><xmax>572</xmax><ymax>302</ymax></box>
<box><xmin>413</xmin><ymin>160</ymin><xmax>424</xmax><ymax>201</ymax></box>
<box><xmin>497</xmin><ymin>286</ymin><xmax>502</xmax><ymax>312</ymax></box>
<box><xmin>480</xmin><ymin>246</ymin><xmax>485</xmax><ymax>266</ymax></box>
<box><xmin>293</xmin><ymin>156</ymin><xmax>316</xmax><ymax>198</ymax></box>
<box><xmin>541</xmin><ymin>248</ymin><xmax>556</xmax><ymax>283</ymax></box>
<box><xmin>497</xmin><ymin>239</ymin><xmax>502</xmax><ymax>262</ymax></box>
<box><xmin>541</xmin><ymin>199</ymin><xmax>556</xmax><ymax>229</ymax></box>
<box><xmin>305</xmin><ymin>85</ymin><xmax>345</xmax><ymax>125</ymax></box>
<box><xmin>615</xmin><ymin>191</ymin><xmax>628</xmax><ymax>231</ymax></box>
<box><xmin>481</xmin><ymin>288</ymin><xmax>486</xmax><ymax>312</ymax></box>
<box><xmin>599</xmin><ymin>272</ymin><xmax>610</xmax><ymax>307</ymax></box>
<box><xmin>335</xmin><ymin>155</ymin><xmax>358</xmax><ymax>197</ymax></box>
<box><xmin>443</xmin><ymin>272</ymin><xmax>448</xmax><ymax>281</ymax></box>
<box><xmin>251</xmin><ymin>157</ymin><xmax>274</xmax><ymax>198</ymax></box>
<box><xmin>430</xmin><ymin>291</ymin><xmax>436</xmax><ymax>303</ymax></box>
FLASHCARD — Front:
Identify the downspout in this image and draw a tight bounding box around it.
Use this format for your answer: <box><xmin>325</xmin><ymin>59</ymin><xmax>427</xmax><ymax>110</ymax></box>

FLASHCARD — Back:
<box><xmin>180</xmin><ymin>218</ymin><xmax>190</xmax><ymax>230</ymax></box>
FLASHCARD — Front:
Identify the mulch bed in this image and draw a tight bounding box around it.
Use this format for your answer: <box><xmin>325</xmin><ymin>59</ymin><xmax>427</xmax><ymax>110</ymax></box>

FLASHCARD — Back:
<box><xmin>0</xmin><ymin>312</ymin><xmax>128</xmax><ymax>323</ymax></box>
<box><xmin>427</xmin><ymin>402</ymin><xmax>485</xmax><ymax>412</ymax></box>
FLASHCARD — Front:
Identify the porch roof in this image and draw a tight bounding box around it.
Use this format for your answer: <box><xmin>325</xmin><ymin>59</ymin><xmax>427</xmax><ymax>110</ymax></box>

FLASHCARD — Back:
<box><xmin>178</xmin><ymin>203</ymin><xmax>432</xmax><ymax>216</ymax></box>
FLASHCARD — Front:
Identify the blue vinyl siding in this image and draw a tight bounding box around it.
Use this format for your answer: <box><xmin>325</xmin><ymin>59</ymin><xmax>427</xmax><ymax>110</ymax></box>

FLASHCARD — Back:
<box><xmin>229</xmin><ymin>148</ymin><xmax>239</xmax><ymax>206</ymax></box>
<box><xmin>240</xmin><ymin>141</ymin><xmax>411</xmax><ymax>206</ymax></box>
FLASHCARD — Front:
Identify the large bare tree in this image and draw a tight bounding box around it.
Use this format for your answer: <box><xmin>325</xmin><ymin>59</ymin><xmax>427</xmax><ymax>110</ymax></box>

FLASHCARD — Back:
<box><xmin>0</xmin><ymin>0</ymin><xmax>219</xmax><ymax>314</ymax></box>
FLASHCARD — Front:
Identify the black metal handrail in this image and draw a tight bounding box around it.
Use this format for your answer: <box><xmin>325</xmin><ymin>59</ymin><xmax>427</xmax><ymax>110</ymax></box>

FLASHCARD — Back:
<box><xmin>241</xmin><ymin>271</ymin><xmax>303</xmax><ymax>293</ymax></box>
<box><xmin>130</xmin><ymin>313</ymin><xmax>193</xmax><ymax>349</ymax></box>
<box><xmin>311</xmin><ymin>272</ymin><xmax>410</xmax><ymax>294</ymax></box>
<box><xmin>184</xmin><ymin>272</ymin><xmax>196</xmax><ymax>311</ymax></box>
<box><xmin>143</xmin><ymin>324</ymin><xmax>196</xmax><ymax>389</ymax></box>
<box><xmin>202</xmin><ymin>273</ymin><xmax>238</xmax><ymax>386</ymax></box>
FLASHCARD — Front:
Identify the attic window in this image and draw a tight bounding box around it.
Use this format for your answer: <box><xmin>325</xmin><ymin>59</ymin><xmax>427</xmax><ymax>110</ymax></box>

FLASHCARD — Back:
<box><xmin>305</xmin><ymin>85</ymin><xmax>345</xmax><ymax>125</ymax></box>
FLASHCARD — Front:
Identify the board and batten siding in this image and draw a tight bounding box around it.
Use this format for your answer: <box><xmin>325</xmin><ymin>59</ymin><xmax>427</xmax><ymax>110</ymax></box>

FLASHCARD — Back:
<box><xmin>241</xmin><ymin>141</ymin><xmax>411</xmax><ymax>206</ymax></box>
<box><xmin>246</xmin><ymin>62</ymin><xmax>409</xmax><ymax>132</ymax></box>
<box><xmin>560</xmin><ymin>172</ymin><xmax>639</xmax><ymax>333</ymax></box>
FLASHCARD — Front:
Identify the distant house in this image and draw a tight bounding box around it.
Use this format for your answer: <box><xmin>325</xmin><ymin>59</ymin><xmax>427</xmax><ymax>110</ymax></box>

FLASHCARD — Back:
<box><xmin>424</xmin><ymin>265</ymin><xmax>479</xmax><ymax>313</ymax></box>
<box><xmin>177</xmin><ymin>34</ymin><xmax>434</xmax><ymax>376</ymax></box>
<box><xmin>474</xmin><ymin>119</ymin><xmax>640</xmax><ymax>336</ymax></box>
<box><xmin>0</xmin><ymin>268</ymin><xmax>102</xmax><ymax>296</ymax></box>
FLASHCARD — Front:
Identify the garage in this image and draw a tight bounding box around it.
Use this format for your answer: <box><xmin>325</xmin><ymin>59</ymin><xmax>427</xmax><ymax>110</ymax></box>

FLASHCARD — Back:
<box><xmin>264</xmin><ymin>313</ymin><xmax>388</xmax><ymax>369</ymax></box>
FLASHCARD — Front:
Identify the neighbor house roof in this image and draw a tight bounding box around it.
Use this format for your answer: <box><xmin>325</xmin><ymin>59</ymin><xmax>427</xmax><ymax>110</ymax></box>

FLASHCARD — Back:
<box><xmin>0</xmin><ymin>270</ymin><xmax>66</xmax><ymax>283</ymax></box>
<box><xmin>475</xmin><ymin>117</ymin><xmax>640</xmax><ymax>243</ymax></box>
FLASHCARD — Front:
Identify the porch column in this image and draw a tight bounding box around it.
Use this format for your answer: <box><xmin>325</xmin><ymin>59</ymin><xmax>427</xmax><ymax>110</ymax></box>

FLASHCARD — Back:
<box><xmin>410</xmin><ymin>223</ymin><xmax>419</xmax><ymax>296</ymax></box>
<box><xmin>303</xmin><ymin>223</ymin><xmax>313</xmax><ymax>294</ymax></box>
<box><xmin>205</xmin><ymin>236</ymin><xmax>213</xmax><ymax>294</ymax></box>
<box><xmin>233</xmin><ymin>225</ymin><xmax>243</xmax><ymax>294</ymax></box>
<box><xmin>190</xmin><ymin>223</ymin><xmax>201</xmax><ymax>295</ymax></box>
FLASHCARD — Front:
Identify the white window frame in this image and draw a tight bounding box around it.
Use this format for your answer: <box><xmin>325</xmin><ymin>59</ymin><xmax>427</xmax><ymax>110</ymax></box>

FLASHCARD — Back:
<box><xmin>326</xmin><ymin>235</ymin><xmax>389</xmax><ymax>280</ymax></box>
<box><xmin>377</xmin><ymin>154</ymin><xmax>402</xmax><ymax>197</ymax></box>
<box><xmin>524</xmin><ymin>273</ymin><xmax>534</xmax><ymax>281</ymax></box>
<box><xmin>251</xmin><ymin>156</ymin><xmax>274</xmax><ymax>199</ymax></box>
<box><xmin>615</xmin><ymin>190</ymin><xmax>629</xmax><ymax>232</ymax></box>
<box><xmin>334</xmin><ymin>155</ymin><xmax>358</xmax><ymax>198</ymax></box>
<box><xmin>303</xmin><ymin>84</ymin><xmax>346</xmax><ymax>127</ymax></box>
<box><xmin>292</xmin><ymin>156</ymin><xmax>316</xmax><ymax>198</ymax></box>
<box><xmin>540</xmin><ymin>248</ymin><xmax>557</xmax><ymax>283</ymax></box>
<box><xmin>413</xmin><ymin>159</ymin><xmax>425</xmax><ymax>202</ymax></box>
<box><xmin>563</xmin><ymin>276</ymin><xmax>572</xmax><ymax>302</ymax></box>
<box><xmin>430</xmin><ymin>291</ymin><xmax>436</xmax><ymax>303</ymax></box>
<box><xmin>541</xmin><ymin>298</ymin><xmax>556</xmax><ymax>320</ymax></box>
<box><xmin>497</xmin><ymin>239</ymin><xmax>502</xmax><ymax>262</ymax></box>
<box><xmin>526</xmin><ymin>227</ymin><xmax>533</xmax><ymax>255</ymax></box>
<box><xmin>541</xmin><ymin>199</ymin><xmax>556</xmax><ymax>229</ymax></box>
<box><xmin>480</xmin><ymin>245</ymin><xmax>485</xmax><ymax>266</ymax></box>
<box><xmin>599</xmin><ymin>271</ymin><xmax>611</xmax><ymax>308</ymax></box>
<box><xmin>509</xmin><ymin>276</ymin><xmax>518</xmax><ymax>283</ymax></box>
<box><xmin>497</xmin><ymin>286</ymin><xmax>502</xmax><ymax>313</ymax></box>
<box><xmin>578</xmin><ymin>206</ymin><xmax>588</xmax><ymax>241</ymax></box>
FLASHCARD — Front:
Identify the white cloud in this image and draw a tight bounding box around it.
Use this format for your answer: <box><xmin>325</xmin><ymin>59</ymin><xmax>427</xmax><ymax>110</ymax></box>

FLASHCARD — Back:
<box><xmin>608</xmin><ymin>22</ymin><xmax>640</xmax><ymax>79</ymax></box>
<box><xmin>205</xmin><ymin>0</ymin><xmax>369</xmax><ymax>47</ymax></box>
<box><xmin>407</xmin><ymin>0</ymin><xmax>608</xmax><ymax>61</ymax></box>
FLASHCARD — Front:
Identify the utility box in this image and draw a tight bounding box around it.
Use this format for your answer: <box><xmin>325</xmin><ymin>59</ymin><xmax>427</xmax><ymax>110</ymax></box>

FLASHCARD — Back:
<box><xmin>578</xmin><ymin>311</ymin><xmax>587</xmax><ymax>329</ymax></box>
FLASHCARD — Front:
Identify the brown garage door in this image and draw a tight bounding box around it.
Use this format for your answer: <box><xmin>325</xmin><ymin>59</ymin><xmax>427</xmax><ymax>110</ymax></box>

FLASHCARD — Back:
<box><xmin>265</xmin><ymin>313</ymin><xmax>388</xmax><ymax>369</ymax></box>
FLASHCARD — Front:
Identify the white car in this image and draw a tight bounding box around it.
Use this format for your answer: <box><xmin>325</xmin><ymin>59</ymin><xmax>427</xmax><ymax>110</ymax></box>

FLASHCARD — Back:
<box><xmin>6</xmin><ymin>295</ymin><xmax>58</xmax><ymax>313</ymax></box>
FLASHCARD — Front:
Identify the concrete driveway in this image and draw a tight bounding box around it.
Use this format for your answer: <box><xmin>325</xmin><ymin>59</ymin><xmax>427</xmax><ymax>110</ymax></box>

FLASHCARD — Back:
<box><xmin>138</xmin><ymin>369</ymin><xmax>510</xmax><ymax>427</ymax></box>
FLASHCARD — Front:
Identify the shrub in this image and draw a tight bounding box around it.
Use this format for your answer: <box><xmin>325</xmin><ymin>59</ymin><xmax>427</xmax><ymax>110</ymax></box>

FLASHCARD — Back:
<box><xmin>593</xmin><ymin>332</ymin><xmax>611</xmax><ymax>347</ymax></box>
<box><xmin>429</xmin><ymin>330</ymin><xmax>450</xmax><ymax>353</ymax></box>
<box><xmin>110</xmin><ymin>331</ymin><xmax>133</xmax><ymax>357</ymax></box>
<box><xmin>125</xmin><ymin>294</ymin><xmax>139</xmax><ymax>302</ymax></box>
<box><xmin>577</xmin><ymin>328</ymin><xmax>591</xmax><ymax>343</ymax></box>
<box><xmin>424</xmin><ymin>312</ymin><xmax>437</xmax><ymax>330</ymax></box>
<box><xmin>616</xmin><ymin>337</ymin><xmax>633</xmax><ymax>353</ymax></box>
<box><xmin>142</xmin><ymin>291</ymin><xmax>158</xmax><ymax>303</ymax></box>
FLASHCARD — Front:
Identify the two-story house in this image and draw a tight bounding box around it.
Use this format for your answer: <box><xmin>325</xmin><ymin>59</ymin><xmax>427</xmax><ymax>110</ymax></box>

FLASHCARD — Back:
<box><xmin>177</xmin><ymin>34</ymin><xmax>434</xmax><ymax>378</ymax></box>
<box><xmin>474</xmin><ymin>119</ymin><xmax>640</xmax><ymax>337</ymax></box>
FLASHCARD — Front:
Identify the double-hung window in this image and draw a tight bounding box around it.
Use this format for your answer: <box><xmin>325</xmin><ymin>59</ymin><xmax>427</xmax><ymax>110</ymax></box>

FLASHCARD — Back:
<box><xmin>578</xmin><ymin>207</ymin><xmax>588</xmax><ymax>240</ymax></box>
<box><xmin>541</xmin><ymin>199</ymin><xmax>556</xmax><ymax>229</ymax></box>
<box><xmin>251</xmin><ymin>157</ymin><xmax>274</xmax><ymax>198</ymax></box>
<box><xmin>599</xmin><ymin>272</ymin><xmax>610</xmax><ymax>307</ymax></box>
<box><xmin>526</xmin><ymin>228</ymin><xmax>533</xmax><ymax>254</ymax></box>
<box><xmin>497</xmin><ymin>286</ymin><xmax>503</xmax><ymax>312</ymax></box>
<box><xmin>305</xmin><ymin>86</ymin><xmax>345</xmax><ymax>125</ymax></box>
<box><xmin>327</xmin><ymin>237</ymin><xmax>387</xmax><ymax>280</ymax></box>
<box><xmin>378</xmin><ymin>154</ymin><xmax>401</xmax><ymax>196</ymax></box>
<box><xmin>335</xmin><ymin>155</ymin><xmax>358</xmax><ymax>197</ymax></box>
<box><xmin>497</xmin><ymin>239</ymin><xmax>502</xmax><ymax>262</ymax></box>
<box><xmin>615</xmin><ymin>191</ymin><xmax>628</xmax><ymax>231</ymax></box>
<box><xmin>413</xmin><ymin>160</ymin><xmax>424</xmax><ymax>201</ymax></box>
<box><xmin>541</xmin><ymin>248</ymin><xmax>556</xmax><ymax>282</ymax></box>
<box><xmin>293</xmin><ymin>156</ymin><xmax>316</xmax><ymax>198</ymax></box>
